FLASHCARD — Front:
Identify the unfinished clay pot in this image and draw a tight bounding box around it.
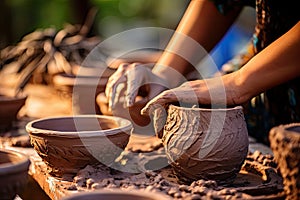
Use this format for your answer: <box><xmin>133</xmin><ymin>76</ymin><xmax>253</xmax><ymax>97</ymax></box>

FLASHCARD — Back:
<box><xmin>161</xmin><ymin>104</ymin><xmax>249</xmax><ymax>184</ymax></box>
<box><xmin>96</xmin><ymin>92</ymin><xmax>153</xmax><ymax>135</ymax></box>
<box><xmin>26</xmin><ymin>115</ymin><xmax>132</xmax><ymax>177</ymax></box>
<box><xmin>269</xmin><ymin>123</ymin><xmax>300</xmax><ymax>200</ymax></box>
<box><xmin>61</xmin><ymin>189</ymin><xmax>171</xmax><ymax>200</ymax></box>
<box><xmin>0</xmin><ymin>90</ymin><xmax>27</xmax><ymax>132</ymax></box>
<box><xmin>0</xmin><ymin>149</ymin><xmax>30</xmax><ymax>200</ymax></box>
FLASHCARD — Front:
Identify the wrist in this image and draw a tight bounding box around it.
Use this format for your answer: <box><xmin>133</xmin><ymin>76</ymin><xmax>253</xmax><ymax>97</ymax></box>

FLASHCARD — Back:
<box><xmin>152</xmin><ymin>64</ymin><xmax>187</xmax><ymax>89</ymax></box>
<box><xmin>227</xmin><ymin>71</ymin><xmax>251</xmax><ymax>105</ymax></box>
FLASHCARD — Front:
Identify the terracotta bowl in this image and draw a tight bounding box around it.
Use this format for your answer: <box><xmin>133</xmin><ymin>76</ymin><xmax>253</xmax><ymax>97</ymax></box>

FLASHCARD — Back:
<box><xmin>26</xmin><ymin>115</ymin><xmax>132</xmax><ymax>177</ymax></box>
<box><xmin>161</xmin><ymin>104</ymin><xmax>249</xmax><ymax>185</ymax></box>
<box><xmin>61</xmin><ymin>189</ymin><xmax>171</xmax><ymax>200</ymax></box>
<box><xmin>0</xmin><ymin>149</ymin><xmax>30</xmax><ymax>199</ymax></box>
<box><xmin>269</xmin><ymin>123</ymin><xmax>300</xmax><ymax>199</ymax></box>
<box><xmin>0</xmin><ymin>91</ymin><xmax>27</xmax><ymax>132</ymax></box>
<box><xmin>96</xmin><ymin>92</ymin><xmax>153</xmax><ymax>135</ymax></box>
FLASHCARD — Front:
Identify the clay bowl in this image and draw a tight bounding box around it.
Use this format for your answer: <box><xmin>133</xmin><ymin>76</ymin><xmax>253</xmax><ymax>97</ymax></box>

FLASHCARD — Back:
<box><xmin>96</xmin><ymin>92</ymin><xmax>153</xmax><ymax>135</ymax></box>
<box><xmin>0</xmin><ymin>90</ymin><xmax>27</xmax><ymax>132</ymax></box>
<box><xmin>161</xmin><ymin>104</ymin><xmax>249</xmax><ymax>185</ymax></box>
<box><xmin>26</xmin><ymin>115</ymin><xmax>132</xmax><ymax>177</ymax></box>
<box><xmin>62</xmin><ymin>189</ymin><xmax>171</xmax><ymax>200</ymax></box>
<box><xmin>0</xmin><ymin>149</ymin><xmax>30</xmax><ymax>200</ymax></box>
<box><xmin>269</xmin><ymin>123</ymin><xmax>300</xmax><ymax>199</ymax></box>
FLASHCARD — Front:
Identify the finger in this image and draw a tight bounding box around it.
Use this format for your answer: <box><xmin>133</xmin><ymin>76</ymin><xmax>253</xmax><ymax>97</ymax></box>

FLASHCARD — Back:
<box><xmin>113</xmin><ymin>82</ymin><xmax>126</xmax><ymax>108</ymax></box>
<box><xmin>125</xmin><ymin>63</ymin><xmax>144</xmax><ymax>107</ymax></box>
<box><xmin>108</xmin><ymin>75</ymin><xmax>127</xmax><ymax>110</ymax></box>
<box><xmin>141</xmin><ymin>90</ymin><xmax>176</xmax><ymax>116</ymax></box>
<box><xmin>105</xmin><ymin>63</ymin><xmax>129</xmax><ymax>109</ymax></box>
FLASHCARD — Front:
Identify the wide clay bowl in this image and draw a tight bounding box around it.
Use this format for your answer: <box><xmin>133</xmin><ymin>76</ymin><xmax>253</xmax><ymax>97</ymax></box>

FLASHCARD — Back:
<box><xmin>0</xmin><ymin>149</ymin><xmax>30</xmax><ymax>200</ymax></box>
<box><xmin>61</xmin><ymin>189</ymin><xmax>171</xmax><ymax>200</ymax></box>
<box><xmin>0</xmin><ymin>91</ymin><xmax>27</xmax><ymax>132</ymax></box>
<box><xmin>269</xmin><ymin>123</ymin><xmax>300</xmax><ymax>200</ymax></box>
<box><xmin>162</xmin><ymin>105</ymin><xmax>249</xmax><ymax>185</ymax></box>
<box><xmin>26</xmin><ymin>115</ymin><xmax>132</xmax><ymax>177</ymax></box>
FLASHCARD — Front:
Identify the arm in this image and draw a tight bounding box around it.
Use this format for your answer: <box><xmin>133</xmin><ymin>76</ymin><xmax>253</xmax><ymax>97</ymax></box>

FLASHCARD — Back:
<box><xmin>106</xmin><ymin>0</ymin><xmax>241</xmax><ymax>109</ymax></box>
<box><xmin>152</xmin><ymin>0</ymin><xmax>242</xmax><ymax>88</ymax></box>
<box><xmin>142</xmin><ymin>22</ymin><xmax>300</xmax><ymax>114</ymax></box>
<box><xmin>232</xmin><ymin>21</ymin><xmax>300</xmax><ymax>104</ymax></box>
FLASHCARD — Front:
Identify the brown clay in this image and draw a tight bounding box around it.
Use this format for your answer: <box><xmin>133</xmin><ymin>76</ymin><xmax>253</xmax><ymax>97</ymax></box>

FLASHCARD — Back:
<box><xmin>62</xmin><ymin>148</ymin><xmax>283</xmax><ymax>199</ymax></box>
<box><xmin>0</xmin><ymin>91</ymin><xmax>27</xmax><ymax>133</ymax></box>
<box><xmin>161</xmin><ymin>105</ymin><xmax>249</xmax><ymax>185</ymax></box>
<box><xmin>26</xmin><ymin>115</ymin><xmax>132</xmax><ymax>177</ymax></box>
<box><xmin>52</xmin><ymin>73</ymin><xmax>109</xmax><ymax>114</ymax></box>
<box><xmin>269</xmin><ymin>123</ymin><xmax>300</xmax><ymax>200</ymax></box>
<box><xmin>96</xmin><ymin>92</ymin><xmax>153</xmax><ymax>135</ymax></box>
<box><xmin>0</xmin><ymin>149</ymin><xmax>30</xmax><ymax>200</ymax></box>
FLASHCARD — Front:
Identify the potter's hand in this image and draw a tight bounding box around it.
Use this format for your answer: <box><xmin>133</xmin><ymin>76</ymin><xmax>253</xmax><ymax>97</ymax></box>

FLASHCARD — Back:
<box><xmin>141</xmin><ymin>78</ymin><xmax>231</xmax><ymax>115</ymax></box>
<box><xmin>141</xmin><ymin>81</ymin><xmax>199</xmax><ymax>115</ymax></box>
<box><xmin>105</xmin><ymin>63</ymin><xmax>168</xmax><ymax>109</ymax></box>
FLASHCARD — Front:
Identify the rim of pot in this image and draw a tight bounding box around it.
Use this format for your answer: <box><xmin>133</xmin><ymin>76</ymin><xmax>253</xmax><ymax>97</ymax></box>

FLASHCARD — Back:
<box><xmin>169</xmin><ymin>104</ymin><xmax>243</xmax><ymax>112</ymax></box>
<box><xmin>26</xmin><ymin>115</ymin><xmax>132</xmax><ymax>137</ymax></box>
<box><xmin>0</xmin><ymin>148</ymin><xmax>30</xmax><ymax>175</ymax></box>
<box><xmin>0</xmin><ymin>93</ymin><xmax>27</xmax><ymax>102</ymax></box>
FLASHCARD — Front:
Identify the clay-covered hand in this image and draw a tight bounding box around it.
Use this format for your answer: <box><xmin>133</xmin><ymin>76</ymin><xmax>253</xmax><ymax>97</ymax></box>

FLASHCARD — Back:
<box><xmin>141</xmin><ymin>77</ymin><xmax>231</xmax><ymax>115</ymax></box>
<box><xmin>105</xmin><ymin>62</ymin><xmax>169</xmax><ymax>110</ymax></box>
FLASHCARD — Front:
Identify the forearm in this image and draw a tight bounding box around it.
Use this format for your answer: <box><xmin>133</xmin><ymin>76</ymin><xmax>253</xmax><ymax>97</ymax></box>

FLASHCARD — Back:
<box><xmin>231</xmin><ymin>22</ymin><xmax>300</xmax><ymax>104</ymax></box>
<box><xmin>153</xmin><ymin>0</ymin><xmax>241</xmax><ymax>88</ymax></box>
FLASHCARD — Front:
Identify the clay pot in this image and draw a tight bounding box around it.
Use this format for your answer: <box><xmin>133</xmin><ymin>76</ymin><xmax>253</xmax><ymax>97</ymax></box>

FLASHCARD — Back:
<box><xmin>161</xmin><ymin>104</ymin><xmax>249</xmax><ymax>184</ymax></box>
<box><xmin>0</xmin><ymin>149</ymin><xmax>30</xmax><ymax>200</ymax></box>
<box><xmin>61</xmin><ymin>189</ymin><xmax>171</xmax><ymax>200</ymax></box>
<box><xmin>52</xmin><ymin>73</ymin><xmax>110</xmax><ymax>114</ymax></box>
<box><xmin>26</xmin><ymin>115</ymin><xmax>132</xmax><ymax>177</ymax></box>
<box><xmin>269</xmin><ymin>123</ymin><xmax>300</xmax><ymax>200</ymax></box>
<box><xmin>0</xmin><ymin>90</ymin><xmax>27</xmax><ymax>132</ymax></box>
<box><xmin>96</xmin><ymin>92</ymin><xmax>153</xmax><ymax>135</ymax></box>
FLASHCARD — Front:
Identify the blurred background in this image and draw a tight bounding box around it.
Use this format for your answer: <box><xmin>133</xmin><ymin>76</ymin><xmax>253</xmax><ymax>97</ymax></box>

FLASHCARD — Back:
<box><xmin>0</xmin><ymin>0</ymin><xmax>256</xmax><ymax>69</ymax></box>
<box><xmin>0</xmin><ymin>0</ymin><xmax>189</xmax><ymax>48</ymax></box>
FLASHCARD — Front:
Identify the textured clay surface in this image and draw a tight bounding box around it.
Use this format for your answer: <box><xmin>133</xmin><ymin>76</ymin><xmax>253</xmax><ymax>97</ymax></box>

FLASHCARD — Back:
<box><xmin>269</xmin><ymin>123</ymin><xmax>300</xmax><ymax>200</ymax></box>
<box><xmin>26</xmin><ymin>115</ymin><xmax>132</xmax><ymax>177</ymax></box>
<box><xmin>162</xmin><ymin>105</ymin><xmax>249</xmax><ymax>184</ymax></box>
<box><xmin>61</xmin><ymin>147</ymin><xmax>284</xmax><ymax>200</ymax></box>
<box><xmin>0</xmin><ymin>149</ymin><xmax>30</xmax><ymax>200</ymax></box>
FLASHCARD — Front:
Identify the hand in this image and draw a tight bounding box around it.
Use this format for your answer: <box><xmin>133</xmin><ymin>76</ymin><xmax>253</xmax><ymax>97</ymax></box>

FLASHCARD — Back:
<box><xmin>141</xmin><ymin>77</ymin><xmax>231</xmax><ymax>115</ymax></box>
<box><xmin>105</xmin><ymin>63</ymin><xmax>168</xmax><ymax>110</ymax></box>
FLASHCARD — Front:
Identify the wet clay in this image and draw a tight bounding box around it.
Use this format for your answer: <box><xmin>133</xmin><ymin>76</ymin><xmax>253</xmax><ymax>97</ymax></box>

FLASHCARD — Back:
<box><xmin>161</xmin><ymin>105</ymin><xmax>249</xmax><ymax>184</ymax></box>
<box><xmin>269</xmin><ymin>123</ymin><xmax>300</xmax><ymax>200</ymax></box>
<box><xmin>96</xmin><ymin>92</ymin><xmax>153</xmax><ymax>135</ymax></box>
<box><xmin>0</xmin><ymin>149</ymin><xmax>30</xmax><ymax>200</ymax></box>
<box><xmin>26</xmin><ymin>115</ymin><xmax>132</xmax><ymax>177</ymax></box>
<box><xmin>62</xmin><ymin>146</ymin><xmax>283</xmax><ymax>200</ymax></box>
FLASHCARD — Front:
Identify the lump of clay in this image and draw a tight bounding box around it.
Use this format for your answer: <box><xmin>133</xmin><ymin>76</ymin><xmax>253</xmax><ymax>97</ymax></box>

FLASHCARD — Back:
<box><xmin>162</xmin><ymin>105</ymin><xmax>249</xmax><ymax>185</ymax></box>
